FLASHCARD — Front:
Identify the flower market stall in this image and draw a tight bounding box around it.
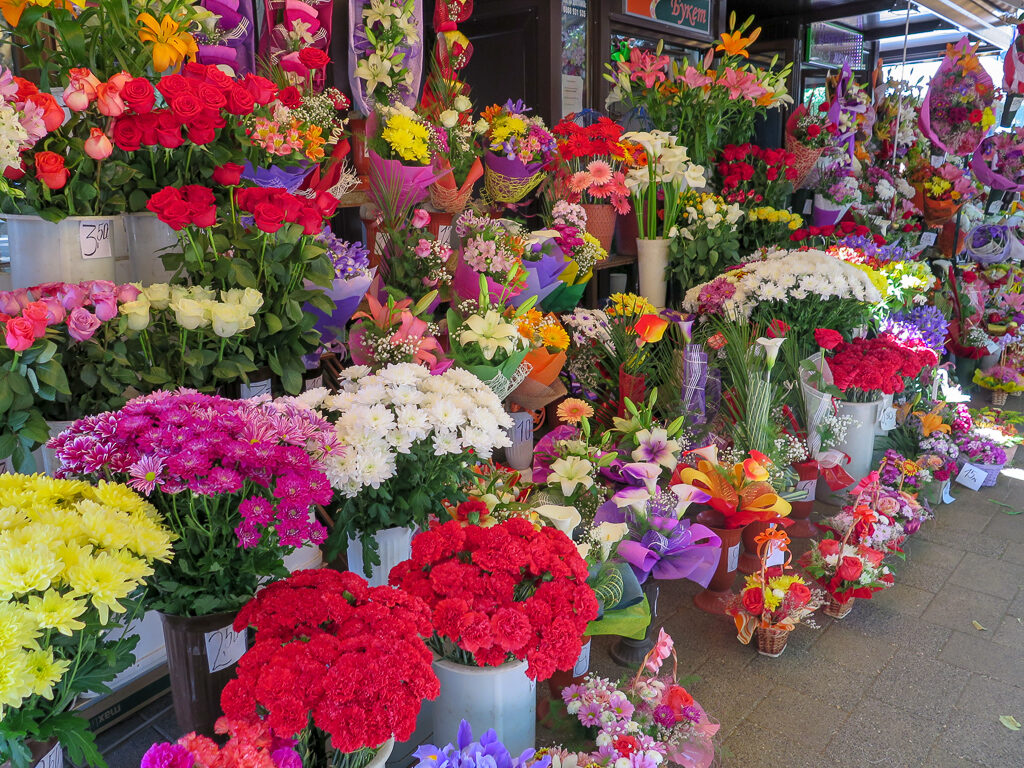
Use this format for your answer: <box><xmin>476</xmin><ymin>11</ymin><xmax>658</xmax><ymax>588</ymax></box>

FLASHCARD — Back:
<box><xmin>3</xmin><ymin>1</ymin><xmax>1024</xmax><ymax>767</ymax></box>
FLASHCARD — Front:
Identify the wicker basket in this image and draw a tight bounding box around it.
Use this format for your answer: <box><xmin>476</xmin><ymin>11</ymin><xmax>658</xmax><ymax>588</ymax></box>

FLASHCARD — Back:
<box><xmin>755</xmin><ymin>626</ymin><xmax>791</xmax><ymax>657</ymax></box>
<box><xmin>956</xmin><ymin>456</ymin><xmax>1004</xmax><ymax>487</ymax></box>
<box><xmin>823</xmin><ymin>595</ymin><xmax>854</xmax><ymax>619</ymax></box>
<box><xmin>992</xmin><ymin>390</ymin><xmax>1009</xmax><ymax>407</ymax></box>
<box><xmin>483</xmin><ymin>167</ymin><xmax>544</xmax><ymax>204</ymax></box>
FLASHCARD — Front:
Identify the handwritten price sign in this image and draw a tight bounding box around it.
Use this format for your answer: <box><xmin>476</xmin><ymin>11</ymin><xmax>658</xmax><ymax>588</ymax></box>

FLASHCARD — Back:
<box><xmin>204</xmin><ymin>625</ymin><xmax>247</xmax><ymax>674</ymax></box>
<box><xmin>955</xmin><ymin>463</ymin><xmax>987</xmax><ymax>491</ymax></box>
<box><xmin>79</xmin><ymin>220</ymin><xmax>113</xmax><ymax>261</ymax></box>
<box><xmin>38</xmin><ymin>742</ymin><xmax>62</xmax><ymax>768</ymax></box>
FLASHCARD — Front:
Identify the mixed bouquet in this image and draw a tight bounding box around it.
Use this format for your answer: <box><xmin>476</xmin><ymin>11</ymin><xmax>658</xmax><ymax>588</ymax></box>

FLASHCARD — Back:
<box><xmin>0</xmin><ymin>475</ymin><xmax>173</xmax><ymax>768</ymax></box>
<box><xmin>670</xmin><ymin>191</ymin><xmax>743</xmax><ymax>294</ymax></box>
<box><xmin>453</xmin><ymin>211</ymin><xmax>528</xmax><ymax>303</ymax></box>
<box><xmin>476</xmin><ymin>101</ymin><xmax>557</xmax><ymax>203</ymax></box>
<box><xmin>348</xmin><ymin>291</ymin><xmax>446</xmax><ymax>371</ymax></box>
<box><xmin>221</xmin><ymin>569</ymin><xmax>438</xmax><ymax>764</ymax></box>
<box><xmin>922</xmin><ymin>38</ymin><xmax>996</xmax><ymax>156</ymax></box>
<box><xmin>553</xmin><ymin>116</ymin><xmax>638</xmax><ymax>214</ymax></box>
<box><xmin>51</xmin><ymin>390</ymin><xmax>335</xmax><ymax>616</ymax></box>
<box><xmin>351</xmin><ymin>0</ymin><xmax>421</xmax><ymax>110</ymax></box>
<box><xmin>305</xmin><ymin>364</ymin><xmax>512</xmax><ymax>569</ymax></box>
<box><xmin>389</xmin><ymin>519</ymin><xmax>598</xmax><ymax>680</ymax></box>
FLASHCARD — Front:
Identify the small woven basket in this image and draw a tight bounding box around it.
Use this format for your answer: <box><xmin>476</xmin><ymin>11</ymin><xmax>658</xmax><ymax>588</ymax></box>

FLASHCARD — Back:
<box><xmin>992</xmin><ymin>390</ymin><xmax>1009</xmax><ymax>407</ymax></box>
<box><xmin>755</xmin><ymin>626</ymin><xmax>791</xmax><ymax>657</ymax></box>
<box><xmin>429</xmin><ymin>182</ymin><xmax>473</xmax><ymax>214</ymax></box>
<box><xmin>823</xmin><ymin>595</ymin><xmax>854</xmax><ymax>619</ymax></box>
<box><xmin>483</xmin><ymin>167</ymin><xmax>544</xmax><ymax>203</ymax></box>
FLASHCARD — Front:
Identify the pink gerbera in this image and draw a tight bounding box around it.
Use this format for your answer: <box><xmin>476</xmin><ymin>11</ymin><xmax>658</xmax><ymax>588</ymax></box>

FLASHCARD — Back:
<box><xmin>127</xmin><ymin>455</ymin><xmax>164</xmax><ymax>495</ymax></box>
<box><xmin>587</xmin><ymin>160</ymin><xmax>613</xmax><ymax>185</ymax></box>
<box><xmin>568</xmin><ymin>171</ymin><xmax>593</xmax><ymax>193</ymax></box>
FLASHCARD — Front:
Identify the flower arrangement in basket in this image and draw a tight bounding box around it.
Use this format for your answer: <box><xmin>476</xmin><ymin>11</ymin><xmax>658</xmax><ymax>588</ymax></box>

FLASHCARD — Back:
<box><xmin>799</xmin><ymin>476</ymin><xmax>895</xmax><ymax>618</ymax></box>
<box><xmin>304</xmin><ymin>363</ymin><xmax>512</xmax><ymax>570</ymax></box>
<box><xmin>220</xmin><ymin>569</ymin><xmax>439</xmax><ymax>767</ymax></box>
<box><xmin>428</xmin><ymin>97</ymin><xmax>483</xmax><ymax>213</ymax></box>
<box><xmin>559</xmin><ymin>630</ymin><xmax>719</xmax><ymax>768</ymax></box>
<box><xmin>784</xmin><ymin>102</ymin><xmax>838</xmax><ymax>188</ymax></box>
<box><xmin>389</xmin><ymin>518</ymin><xmax>599</xmax><ymax>680</ymax></box>
<box><xmin>726</xmin><ymin>524</ymin><xmax>823</xmax><ymax>657</ymax></box>
<box><xmin>141</xmin><ymin>718</ymin><xmax>303</xmax><ymax>768</ymax></box>
<box><xmin>973</xmin><ymin>365</ymin><xmax>1024</xmax><ymax>404</ymax></box>
<box><xmin>475</xmin><ymin>100</ymin><xmax>557</xmax><ymax>203</ymax></box>
<box><xmin>921</xmin><ymin>37</ymin><xmax>996</xmax><ymax>157</ymax></box>
<box><xmin>50</xmin><ymin>390</ymin><xmax>335</xmax><ymax>616</ymax></box>
<box><xmin>0</xmin><ymin>474</ymin><xmax>173</xmax><ymax>768</ymax></box>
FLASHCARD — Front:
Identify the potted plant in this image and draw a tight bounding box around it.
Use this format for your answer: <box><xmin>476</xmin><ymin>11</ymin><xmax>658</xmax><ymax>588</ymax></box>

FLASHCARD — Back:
<box><xmin>0</xmin><ymin>474</ymin><xmax>173</xmax><ymax>768</ymax></box>
<box><xmin>50</xmin><ymin>391</ymin><xmax>336</xmax><ymax>736</ymax></box>
<box><xmin>389</xmin><ymin>519</ymin><xmax>598</xmax><ymax>753</ymax></box>
<box><xmin>310</xmin><ymin>363</ymin><xmax>512</xmax><ymax>581</ymax></box>
<box><xmin>727</xmin><ymin>524</ymin><xmax>823</xmax><ymax>657</ymax></box>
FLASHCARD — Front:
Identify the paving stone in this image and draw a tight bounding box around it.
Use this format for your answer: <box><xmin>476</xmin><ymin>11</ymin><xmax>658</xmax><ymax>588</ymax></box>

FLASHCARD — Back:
<box><xmin>868</xmin><ymin>650</ymin><xmax>969</xmax><ymax>720</ymax></box>
<box><xmin>983</xmin><ymin>512</ymin><xmax>1024</xmax><ymax>544</ymax></box>
<box><xmin>938</xmin><ymin>631</ymin><xmax>1024</xmax><ymax>687</ymax></box>
<box><xmin>959</xmin><ymin>532</ymin><xmax>1009</xmax><ymax>558</ymax></box>
<box><xmin>920</xmin><ymin>584</ymin><xmax>1011</xmax><ymax>634</ymax></box>
<box><xmin>948</xmin><ymin>552</ymin><xmax>1024</xmax><ymax>600</ymax></box>
<box><xmin>823</xmin><ymin>696</ymin><xmax>943</xmax><ymax>768</ymax></box>
<box><xmin>1001</xmin><ymin>540</ymin><xmax>1024</xmax><ymax>566</ymax></box>
<box><xmin>923</xmin><ymin>743</ymin><xmax>988</xmax><ymax>767</ymax></box>
<box><xmin>837</xmin><ymin>602</ymin><xmax>952</xmax><ymax>656</ymax></box>
<box><xmin>721</xmin><ymin>722</ymin><xmax>826</xmax><ymax>768</ymax></box>
<box><xmin>896</xmin><ymin>557</ymin><xmax>954</xmax><ymax>593</ymax></box>
<box><xmin>864</xmin><ymin>581</ymin><xmax>935</xmax><ymax>617</ymax></box>
<box><xmin>936</xmin><ymin>707</ymin><xmax>1024</xmax><ymax>767</ymax></box>
<box><xmin>744</xmin><ymin>684</ymin><xmax>851</xmax><ymax>749</ymax></box>
<box><xmin>686</xmin><ymin>656</ymin><xmax>773</xmax><ymax>738</ymax></box>
<box><xmin>903</xmin><ymin>539</ymin><xmax>967</xmax><ymax>570</ymax></box>
<box><xmin>991</xmin><ymin>611</ymin><xmax>1024</xmax><ymax>650</ymax></box>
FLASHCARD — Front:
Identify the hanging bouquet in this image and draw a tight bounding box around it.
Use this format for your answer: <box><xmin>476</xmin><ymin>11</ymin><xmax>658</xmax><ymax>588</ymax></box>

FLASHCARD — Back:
<box><xmin>475</xmin><ymin>100</ymin><xmax>557</xmax><ymax>203</ymax></box>
<box><xmin>922</xmin><ymin>37</ymin><xmax>995</xmax><ymax>156</ymax></box>
<box><xmin>821</xmin><ymin>333</ymin><xmax>939</xmax><ymax>402</ymax></box>
<box><xmin>622</xmin><ymin>130</ymin><xmax>704</xmax><ymax>240</ymax></box>
<box><xmin>715</xmin><ymin>144</ymin><xmax>798</xmax><ymax>208</ymax></box>
<box><xmin>389</xmin><ymin>518</ymin><xmax>599</xmax><ymax>680</ymax></box>
<box><xmin>0</xmin><ymin>475</ymin><xmax>173</xmax><ymax>768</ymax></box>
<box><xmin>306</xmin><ymin>364</ymin><xmax>512</xmax><ymax>569</ymax></box>
<box><xmin>669</xmin><ymin>190</ymin><xmax>743</xmax><ymax>295</ymax></box>
<box><xmin>726</xmin><ymin>525</ymin><xmax>823</xmax><ymax>643</ymax></box>
<box><xmin>452</xmin><ymin>211</ymin><xmax>528</xmax><ymax>303</ymax></box>
<box><xmin>560</xmin><ymin>631</ymin><xmax>718</xmax><ymax>768</ymax></box>
<box><xmin>348</xmin><ymin>290</ymin><xmax>446</xmax><ymax>370</ymax></box>
<box><xmin>220</xmin><ymin>569</ymin><xmax>438</xmax><ymax>765</ymax></box>
<box><xmin>971</xmin><ymin>129</ymin><xmax>1024</xmax><ymax>191</ymax></box>
<box><xmin>784</xmin><ymin>102</ymin><xmax>837</xmax><ymax>188</ymax></box>
<box><xmin>553</xmin><ymin>115</ymin><xmax>638</xmax><ymax>213</ymax></box>
<box><xmin>51</xmin><ymin>390</ymin><xmax>335</xmax><ymax>616</ymax></box>
<box><xmin>141</xmin><ymin>719</ymin><xmax>301</xmax><ymax>768</ymax></box>
<box><xmin>351</xmin><ymin>0</ymin><xmax>422</xmax><ymax>112</ymax></box>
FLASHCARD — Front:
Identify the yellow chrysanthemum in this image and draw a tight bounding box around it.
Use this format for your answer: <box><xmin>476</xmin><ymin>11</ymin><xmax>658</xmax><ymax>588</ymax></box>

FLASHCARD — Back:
<box><xmin>89</xmin><ymin>481</ymin><xmax>153</xmax><ymax>517</ymax></box>
<box><xmin>0</xmin><ymin>543</ymin><xmax>62</xmax><ymax>598</ymax></box>
<box><xmin>382</xmin><ymin>113</ymin><xmax>431</xmax><ymax>165</ymax></box>
<box><xmin>0</xmin><ymin>649</ymin><xmax>37</xmax><ymax>710</ymax></box>
<box><xmin>65</xmin><ymin>553</ymin><xmax>137</xmax><ymax>624</ymax></box>
<box><xmin>607</xmin><ymin>292</ymin><xmax>656</xmax><ymax>318</ymax></box>
<box><xmin>0</xmin><ymin>602</ymin><xmax>39</xmax><ymax>655</ymax></box>
<box><xmin>23</xmin><ymin>647</ymin><xmax>70</xmax><ymax>700</ymax></box>
<box><xmin>0</xmin><ymin>506</ymin><xmax>28</xmax><ymax>531</ymax></box>
<box><xmin>25</xmin><ymin>590</ymin><xmax>87</xmax><ymax>637</ymax></box>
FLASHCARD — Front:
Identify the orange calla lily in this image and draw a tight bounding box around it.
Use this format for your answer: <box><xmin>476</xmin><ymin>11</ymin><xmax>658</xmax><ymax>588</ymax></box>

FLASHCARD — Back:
<box><xmin>634</xmin><ymin>314</ymin><xmax>668</xmax><ymax>344</ymax></box>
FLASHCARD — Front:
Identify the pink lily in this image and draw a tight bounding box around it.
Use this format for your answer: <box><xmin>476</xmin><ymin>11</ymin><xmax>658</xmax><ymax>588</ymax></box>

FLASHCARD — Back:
<box><xmin>627</xmin><ymin>49</ymin><xmax>669</xmax><ymax>89</ymax></box>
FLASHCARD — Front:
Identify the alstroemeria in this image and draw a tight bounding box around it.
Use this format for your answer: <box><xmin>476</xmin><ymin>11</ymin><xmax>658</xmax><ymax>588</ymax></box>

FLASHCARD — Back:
<box><xmin>631</xmin><ymin>428</ymin><xmax>680</xmax><ymax>469</ymax></box>
<box><xmin>548</xmin><ymin>456</ymin><xmax>595</xmax><ymax>498</ymax></box>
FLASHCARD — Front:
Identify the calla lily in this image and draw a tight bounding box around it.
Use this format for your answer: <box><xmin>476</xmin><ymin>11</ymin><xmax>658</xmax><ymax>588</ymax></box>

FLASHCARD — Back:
<box><xmin>611</xmin><ymin>486</ymin><xmax>652</xmax><ymax>512</ymax></box>
<box><xmin>756</xmin><ymin>336</ymin><xmax>785</xmax><ymax>370</ymax></box>
<box><xmin>684</xmin><ymin>444</ymin><xmax>719</xmax><ymax>463</ymax></box>
<box><xmin>535</xmin><ymin>505</ymin><xmax>582</xmax><ymax>536</ymax></box>
<box><xmin>594</xmin><ymin>521</ymin><xmax>629</xmax><ymax>560</ymax></box>
<box><xmin>741</xmin><ymin>456</ymin><xmax>770</xmax><ymax>482</ymax></box>
<box><xmin>634</xmin><ymin>314</ymin><xmax>668</xmax><ymax>344</ymax></box>
<box><xmin>622</xmin><ymin>462</ymin><xmax>662</xmax><ymax>493</ymax></box>
<box><xmin>670</xmin><ymin>482</ymin><xmax>712</xmax><ymax>514</ymax></box>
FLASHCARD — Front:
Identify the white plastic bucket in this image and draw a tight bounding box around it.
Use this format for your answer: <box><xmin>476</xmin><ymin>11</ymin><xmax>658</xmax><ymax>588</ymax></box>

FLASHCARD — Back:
<box><xmin>124</xmin><ymin>212</ymin><xmax>178</xmax><ymax>285</ymax></box>
<box><xmin>636</xmin><ymin>238</ymin><xmax>670</xmax><ymax>308</ymax></box>
<box><xmin>346</xmin><ymin>525</ymin><xmax>416</xmax><ymax>587</ymax></box>
<box><xmin>6</xmin><ymin>214</ymin><xmax>127</xmax><ymax>289</ymax></box>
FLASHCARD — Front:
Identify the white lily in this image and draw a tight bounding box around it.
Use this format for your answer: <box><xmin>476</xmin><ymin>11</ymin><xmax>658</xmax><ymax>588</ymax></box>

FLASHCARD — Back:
<box><xmin>548</xmin><ymin>456</ymin><xmax>594</xmax><ymax>498</ymax></box>
<box><xmin>459</xmin><ymin>310</ymin><xmax>520</xmax><ymax>360</ymax></box>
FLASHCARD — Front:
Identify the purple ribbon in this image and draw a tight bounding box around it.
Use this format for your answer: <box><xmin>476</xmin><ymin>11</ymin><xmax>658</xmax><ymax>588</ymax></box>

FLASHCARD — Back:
<box><xmin>681</xmin><ymin>343</ymin><xmax>708</xmax><ymax>424</ymax></box>
<box><xmin>594</xmin><ymin>504</ymin><xmax>722</xmax><ymax>586</ymax></box>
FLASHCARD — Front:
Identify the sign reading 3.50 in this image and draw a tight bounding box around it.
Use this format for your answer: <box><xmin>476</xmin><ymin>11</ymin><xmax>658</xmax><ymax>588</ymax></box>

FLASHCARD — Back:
<box><xmin>79</xmin><ymin>219</ymin><xmax>114</xmax><ymax>261</ymax></box>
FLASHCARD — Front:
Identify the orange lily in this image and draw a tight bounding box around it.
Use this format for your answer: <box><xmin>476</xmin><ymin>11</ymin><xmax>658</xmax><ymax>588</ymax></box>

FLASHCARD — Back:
<box><xmin>676</xmin><ymin>452</ymin><xmax>791</xmax><ymax>528</ymax></box>
<box><xmin>716</xmin><ymin>27</ymin><xmax>760</xmax><ymax>59</ymax></box>
<box><xmin>0</xmin><ymin>0</ymin><xmax>28</xmax><ymax>27</ymax></box>
<box><xmin>137</xmin><ymin>12</ymin><xmax>198</xmax><ymax>73</ymax></box>
<box><xmin>913</xmin><ymin>411</ymin><xmax>951</xmax><ymax>436</ymax></box>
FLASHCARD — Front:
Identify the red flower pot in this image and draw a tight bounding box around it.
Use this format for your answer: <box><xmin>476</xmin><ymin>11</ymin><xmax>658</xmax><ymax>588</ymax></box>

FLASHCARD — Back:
<box><xmin>349</xmin><ymin>117</ymin><xmax>371</xmax><ymax>178</ymax></box>
<box><xmin>582</xmin><ymin>203</ymin><xmax>616</xmax><ymax>254</ymax></box>
<box><xmin>618</xmin><ymin>363</ymin><xmax>646</xmax><ymax>418</ymax></box>
<box><xmin>738</xmin><ymin>520</ymin><xmax>770</xmax><ymax>574</ymax></box>
<box><xmin>787</xmin><ymin>459</ymin><xmax>819</xmax><ymax>539</ymax></box>
<box><xmin>692</xmin><ymin>513</ymin><xmax>742</xmax><ymax>614</ymax></box>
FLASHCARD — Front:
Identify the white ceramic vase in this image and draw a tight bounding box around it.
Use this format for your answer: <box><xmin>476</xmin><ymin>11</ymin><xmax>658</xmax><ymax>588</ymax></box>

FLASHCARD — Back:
<box><xmin>636</xmin><ymin>238</ymin><xmax>670</xmax><ymax>308</ymax></box>
<box><xmin>346</xmin><ymin>526</ymin><xmax>416</xmax><ymax>587</ymax></box>
<box><xmin>431</xmin><ymin>658</ymin><xmax>536</xmax><ymax>755</ymax></box>
<box><xmin>40</xmin><ymin>419</ymin><xmax>75</xmax><ymax>477</ymax></box>
<box><xmin>6</xmin><ymin>214</ymin><xmax>128</xmax><ymax>288</ymax></box>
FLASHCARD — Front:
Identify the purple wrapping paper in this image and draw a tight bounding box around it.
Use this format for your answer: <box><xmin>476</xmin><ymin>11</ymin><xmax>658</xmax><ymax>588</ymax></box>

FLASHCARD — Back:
<box><xmin>484</xmin><ymin>151</ymin><xmax>543</xmax><ymax>181</ymax></box>
<box><xmin>347</xmin><ymin>0</ymin><xmax>423</xmax><ymax>114</ymax></box>
<box><xmin>368</xmin><ymin>150</ymin><xmax>440</xmax><ymax>219</ymax></box>
<box><xmin>304</xmin><ymin>269</ymin><xmax>375</xmax><ymax>343</ymax></box>
<box><xmin>812</xmin><ymin>201</ymin><xmax>847</xmax><ymax>227</ymax></box>
<box><xmin>970</xmin><ymin>137</ymin><xmax>1024</xmax><ymax>192</ymax></box>
<box><xmin>594</xmin><ymin>502</ymin><xmax>722</xmax><ymax>586</ymax></box>
<box><xmin>451</xmin><ymin>257</ymin><xmax>521</xmax><ymax>303</ymax></box>
<box><xmin>197</xmin><ymin>0</ymin><xmax>256</xmax><ymax>75</ymax></box>
<box><xmin>681</xmin><ymin>343</ymin><xmax>708</xmax><ymax>424</ymax></box>
<box><xmin>241</xmin><ymin>161</ymin><xmax>312</xmax><ymax>192</ymax></box>
<box><xmin>532</xmin><ymin>425</ymin><xmax>579</xmax><ymax>483</ymax></box>
<box><xmin>510</xmin><ymin>241</ymin><xmax>570</xmax><ymax>308</ymax></box>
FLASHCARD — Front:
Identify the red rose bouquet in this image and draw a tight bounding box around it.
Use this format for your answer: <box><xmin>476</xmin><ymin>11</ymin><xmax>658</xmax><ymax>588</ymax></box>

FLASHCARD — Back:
<box><xmin>222</xmin><ymin>569</ymin><xmax>439</xmax><ymax>766</ymax></box>
<box><xmin>389</xmin><ymin>518</ymin><xmax>599</xmax><ymax>680</ymax></box>
<box><xmin>823</xmin><ymin>334</ymin><xmax>939</xmax><ymax>402</ymax></box>
<box><xmin>716</xmin><ymin>143</ymin><xmax>798</xmax><ymax>208</ymax></box>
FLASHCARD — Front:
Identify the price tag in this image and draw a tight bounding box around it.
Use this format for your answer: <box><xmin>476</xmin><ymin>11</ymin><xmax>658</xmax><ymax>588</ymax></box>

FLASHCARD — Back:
<box><xmin>303</xmin><ymin>374</ymin><xmax>323</xmax><ymax>391</ymax></box>
<box><xmin>438</xmin><ymin>224</ymin><xmax>453</xmax><ymax>246</ymax></box>
<box><xmin>919</xmin><ymin>232</ymin><xmax>937</xmax><ymax>247</ymax></box>
<box><xmin>941</xmin><ymin>481</ymin><xmax>957</xmax><ymax>504</ymax></box>
<box><xmin>803</xmin><ymin>199</ymin><xmax>813</xmax><ymax>215</ymax></box>
<box><xmin>79</xmin><ymin>219</ymin><xmax>113</xmax><ymax>261</ymax></box>
<box><xmin>572</xmin><ymin>640</ymin><xmax>591</xmax><ymax>677</ymax></box>
<box><xmin>38</xmin><ymin>742</ymin><xmax>61</xmax><ymax>768</ymax></box>
<box><xmin>764</xmin><ymin>542</ymin><xmax>786</xmax><ymax>567</ymax></box>
<box><xmin>796</xmin><ymin>478</ymin><xmax>817</xmax><ymax>502</ymax></box>
<box><xmin>955</xmin><ymin>462</ymin><xmax>987</xmax><ymax>491</ymax></box>
<box><xmin>878</xmin><ymin>406</ymin><xmax>898</xmax><ymax>432</ymax></box>
<box><xmin>727</xmin><ymin>543</ymin><xmax>740</xmax><ymax>572</ymax></box>
<box><xmin>240</xmin><ymin>377</ymin><xmax>273</xmax><ymax>399</ymax></box>
<box><xmin>205</xmin><ymin>625</ymin><xmax>247</xmax><ymax>673</ymax></box>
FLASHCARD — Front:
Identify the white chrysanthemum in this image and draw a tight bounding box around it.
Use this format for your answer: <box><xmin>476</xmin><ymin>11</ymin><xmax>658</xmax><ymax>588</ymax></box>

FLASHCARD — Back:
<box><xmin>433</xmin><ymin>430</ymin><xmax>461</xmax><ymax>455</ymax></box>
<box><xmin>340</xmin><ymin>365</ymin><xmax>372</xmax><ymax>380</ymax></box>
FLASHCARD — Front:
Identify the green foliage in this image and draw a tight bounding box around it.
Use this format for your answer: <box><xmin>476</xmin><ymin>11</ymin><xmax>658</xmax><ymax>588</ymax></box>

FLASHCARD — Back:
<box><xmin>0</xmin><ymin>339</ymin><xmax>70</xmax><ymax>470</ymax></box>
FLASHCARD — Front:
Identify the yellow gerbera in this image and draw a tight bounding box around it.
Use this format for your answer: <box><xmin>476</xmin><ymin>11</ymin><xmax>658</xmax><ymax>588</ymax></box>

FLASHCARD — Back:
<box><xmin>137</xmin><ymin>12</ymin><xmax>198</xmax><ymax>73</ymax></box>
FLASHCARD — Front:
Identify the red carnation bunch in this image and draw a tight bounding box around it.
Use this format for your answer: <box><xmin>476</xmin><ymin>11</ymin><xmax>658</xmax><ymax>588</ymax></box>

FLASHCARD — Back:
<box><xmin>111</xmin><ymin>64</ymin><xmax>273</xmax><ymax>151</ymax></box>
<box><xmin>221</xmin><ymin>569</ymin><xmax>439</xmax><ymax>755</ymax></box>
<box><xmin>716</xmin><ymin>144</ymin><xmax>798</xmax><ymax>206</ymax></box>
<box><xmin>824</xmin><ymin>333</ymin><xmax>939</xmax><ymax>400</ymax></box>
<box><xmin>389</xmin><ymin>518</ymin><xmax>599</xmax><ymax>681</ymax></box>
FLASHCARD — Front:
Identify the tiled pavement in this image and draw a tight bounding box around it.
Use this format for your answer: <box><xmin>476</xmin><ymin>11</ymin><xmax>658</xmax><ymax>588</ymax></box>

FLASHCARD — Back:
<box><xmin>95</xmin><ymin>447</ymin><xmax>1024</xmax><ymax>767</ymax></box>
